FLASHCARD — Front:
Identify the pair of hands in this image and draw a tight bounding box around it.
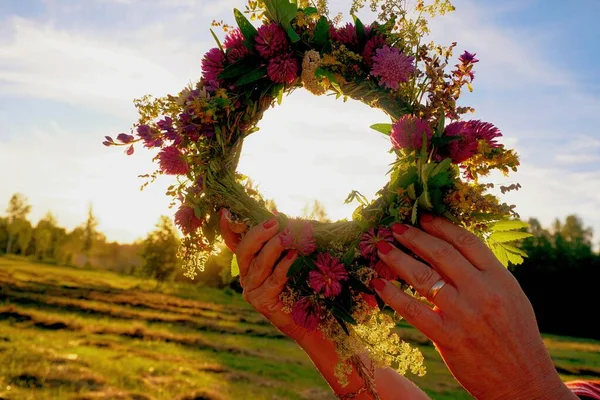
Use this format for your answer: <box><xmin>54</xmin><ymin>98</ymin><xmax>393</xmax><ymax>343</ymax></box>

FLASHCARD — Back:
<box><xmin>220</xmin><ymin>210</ymin><xmax>574</xmax><ymax>399</ymax></box>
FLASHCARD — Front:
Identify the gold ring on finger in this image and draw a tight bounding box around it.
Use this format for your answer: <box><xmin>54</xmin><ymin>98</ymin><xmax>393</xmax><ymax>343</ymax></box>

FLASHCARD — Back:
<box><xmin>427</xmin><ymin>279</ymin><xmax>448</xmax><ymax>299</ymax></box>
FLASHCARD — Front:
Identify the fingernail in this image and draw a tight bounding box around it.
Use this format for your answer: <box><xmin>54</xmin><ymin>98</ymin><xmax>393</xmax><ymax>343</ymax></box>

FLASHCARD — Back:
<box><xmin>421</xmin><ymin>214</ymin><xmax>434</xmax><ymax>223</ymax></box>
<box><xmin>286</xmin><ymin>250</ymin><xmax>297</xmax><ymax>260</ymax></box>
<box><xmin>377</xmin><ymin>241</ymin><xmax>393</xmax><ymax>255</ymax></box>
<box><xmin>263</xmin><ymin>218</ymin><xmax>277</xmax><ymax>229</ymax></box>
<box><xmin>392</xmin><ymin>224</ymin><xmax>409</xmax><ymax>235</ymax></box>
<box><xmin>371</xmin><ymin>278</ymin><xmax>387</xmax><ymax>291</ymax></box>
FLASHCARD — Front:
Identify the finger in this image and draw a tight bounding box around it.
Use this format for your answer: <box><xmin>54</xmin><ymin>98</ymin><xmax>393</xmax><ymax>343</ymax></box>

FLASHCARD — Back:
<box><xmin>390</xmin><ymin>223</ymin><xmax>479</xmax><ymax>283</ymax></box>
<box><xmin>257</xmin><ymin>250</ymin><xmax>297</xmax><ymax>296</ymax></box>
<box><xmin>420</xmin><ymin>215</ymin><xmax>501</xmax><ymax>271</ymax></box>
<box><xmin>376</xmin><ymin>241</ymin><xmax>458</xmax><ymax>306</ymax></box>
<box><xmin>219</xmin><ymin>209</ymin><xmax>242</xmax><ymax>252</ymax></box>
<box><xmin>371</xmin><ymin>278</ymin><xmax>446</xmax><ymax>344</ymax></box>
<box><xmin>244</xmin><ymin>234</ymin><xmax>286</xmax><ymax>291</ymax></box>
<box><xmin>236</xmin><ymin>217</ymin><xmax>279</xmax><ymax>277</ymax></box>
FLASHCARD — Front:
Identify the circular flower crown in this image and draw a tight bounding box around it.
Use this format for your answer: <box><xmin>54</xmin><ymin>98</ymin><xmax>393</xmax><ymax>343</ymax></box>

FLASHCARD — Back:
<box><xmin>105</xmin><ymin>0</ymin><xmax>530</xmax><ymax>388</ymax></box>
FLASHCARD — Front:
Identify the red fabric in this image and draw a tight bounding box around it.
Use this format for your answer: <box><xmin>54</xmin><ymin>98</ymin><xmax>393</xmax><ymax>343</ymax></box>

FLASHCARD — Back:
<box><xmin>566</xmin><ymin>380</ymin><xmax>600</xmax><ymax>399</ymax></box>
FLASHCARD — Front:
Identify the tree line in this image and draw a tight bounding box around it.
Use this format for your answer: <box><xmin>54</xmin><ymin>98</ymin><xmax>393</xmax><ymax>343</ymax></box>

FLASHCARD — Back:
<box><xmin>0</xmin><ymin>193</ymin><xmax>597</xmax><ymax>339</ymax></box>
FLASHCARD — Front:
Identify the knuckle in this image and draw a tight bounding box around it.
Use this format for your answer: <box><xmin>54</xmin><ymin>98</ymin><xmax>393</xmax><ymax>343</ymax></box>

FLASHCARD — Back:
<box><xmin>265</xmin><ymin>274</ymin><xmax>280</xmax><ymax>288</ymax></box>
<box><xmin>431</xmin><ymin>243</ymin><xmax>457</xmax><ymax>261</ymax></box>
<box><xmin>404</xmin><ymin>298</ymin><xmax>422</xmax><ymax>319</ymax></box>
<box><xmin>456</xmin><ymin>232</ymin><xmax>480</xmax><ymax>248</ymax></box>
<box><xmin>414</xmin><ymin>266</ymin><xmax>436</xmax><ymax>286</ymax></box>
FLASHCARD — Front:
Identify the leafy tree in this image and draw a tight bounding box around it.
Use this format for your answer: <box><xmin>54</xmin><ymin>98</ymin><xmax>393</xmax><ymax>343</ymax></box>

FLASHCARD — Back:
<box><xmin>55</xmin><ymin>226</ymin><xmax>85</xmax><ymax>266</ymax></box>
<box><xmin>5</xmin><ymin>193</ymin><xmax>32</xmax><ymax>254</ymax></box>
<box><xmin>512</xmin><ymin>215</ymin><xmax>598</xmax><ymax>339</ymax></box>
<box><xmin>14</xmin><ymin>219</ymin><xmax>33</xmax><ymax>255</ymax></box>
<box><xmin>33</xmin><ymin>212</ymin><xmax>59</xmax><ymax>260</ymax></box>
<box><xmin>140</xmin><ymin>216</ymin><xmax>181</xmax><ymax>286</ymax></box>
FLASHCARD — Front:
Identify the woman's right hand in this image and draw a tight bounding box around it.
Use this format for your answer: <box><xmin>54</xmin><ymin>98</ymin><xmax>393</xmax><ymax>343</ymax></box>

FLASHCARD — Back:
<box><xmin>219</xmin><ymin>210</ymin><xmax>310</xmax><ymax>342</ymax></box>
<box><xmin>372</xmin><ymin>215</ymin><xmax>576</xmax><ymax>400</ymax></box>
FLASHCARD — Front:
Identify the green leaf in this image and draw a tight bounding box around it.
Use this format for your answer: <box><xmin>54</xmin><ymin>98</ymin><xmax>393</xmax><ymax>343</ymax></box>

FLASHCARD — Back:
<box><xmin>411</xmin><ymin>200</ymin><xmax>419</xmax><ymax>225</ymax></box>
<box><xmin>234</xmin><ymin>9</ymin><xmax>258</xmax><ymax>43</ymax></box>
<box><xmin>287</xmin><ymin>256</ymin><xmax>313</xmax><ymax>277</ymax></box>
<box><xmin>431</xmin><ymin>136</ymin><xmax>461</xmax><ymax>147</ymax></box>
<box><xmin>431</xmin><ymin>158</ymin><xmax>452</xmax><ymax>177</ymax></box>
<box><xmin>231</xmin><ymin>254</ymin><xmax>240</xmax><ymax>277</ymax></box>
<box><xmin>348</xmin><ymin>275</ymin><xmax>374</xmax><ymax>295</ymax></box>
<box><xmin>194</xmin><ymin>206</ymin><xmax>204</xmax><ymax>220</ymax></box>
<box><xmin>263</xmin><ymin>0</ymin><xmax>298</xmax><ymax>27</ymax></box>
<box><xmin>490</xmin><ymin>220</ymin><xmax>530</xmax><ymax>232</ymax></box>
<box><xmin>436</xmin><ymin>110</ymin><xmax>446</xmax><ymax>137</ymax></box>
<box><xmin>490</xmin><ymin>242</ymin><xmax>527</xmax><ymax>267</ymax></box>
<box><xmin>344</xmin><ymin>190</ymin><xmax>369</xmax><ymax>206</ymax></box>
<box><xmin>235</xmin><ymin>66</ymin><xmax>267</xmax><ymax>85</ymax></box>
<box><xmin>209</xmin><ymin>29</ymin><xmax>224</xmax><ymax>53</ymax></box>
<box><xmin>407</xmin><ymin>184</ymin><xmax>417</xmax><ymax>200</ymax></box>
<box><xmin>490</xmin><ymin>244</ymin><xmax>509</xmax><ymax>267</ymax></box>
<box><xmin>443</xmin><ymin>211</ymin><xmax>460</xmax><ymax>224</ymax></box>
<box><xmin>218</xmin><ymin>58</ymin><xmax>260</xmax><ymax>80</ymax></box>
<box><xmin>333</xmin><ymin>315</ymin><xmax>350</xmax><ymax>335</ymax></box>
<box><xmin>272</xmin><ymin>83</ymin><xmax>285</xmax><ymax>105</ymax></box>
<box><xmin>314</xmin><ymin>16</ymin><xmax>330</xmax><ymax>47</ymax></box>
<box><xmin>429</xmin><ymin>171</ymin><xmax>452</xmax><ymax>188</ymax></box>
<box><xmin>502</xmin><ymin>244</ymin><xmax>528</xmax><ymax>257</ymax></box>
<box><xmin>418</xmin><ymin>191</ymin><xmax>433</xmax><ymax>210</ymax></box>
<box><xmin>488</xmin><ymin>231</ymin><xmax>533</xmax><ymax>243</ymax></box>
<box><xmin>370</xmin><ymin>123</ymin><xmax>393</xmax><ymax>136</ymax></box>
<box><xmin>375</xmin><ymin>293</ymin><xmax>386</xmax><ymax>310</ymax></box>
<box><xmin>431</xmin><ymin>189</ymin><xmax>445</xmax><ymax>214</ymax></box>
<box><xmin>353</xmin><ymin>15</ymin><xmax>366</xmax><ymax>44</ymax></box>
<box><xmin>286</xmin><ymin>25</ymin><xmax>301</xmax><ymax>43</ymax></box>
<box><xmin>330</xmin><ymin>304</ymin><xmax>358</xmax><ymax>325</ymax></box>
<box><xmin>303</xmin><ymin>6</ymin><xmax>318</xmax><ymax>15</ymax></box>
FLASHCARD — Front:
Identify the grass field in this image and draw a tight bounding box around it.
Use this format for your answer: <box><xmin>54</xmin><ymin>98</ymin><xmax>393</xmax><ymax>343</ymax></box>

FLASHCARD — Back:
<box><xmin>0</xmin><ymin>257</ymin><xmax>598</xmax><ymax>400</ymax></box>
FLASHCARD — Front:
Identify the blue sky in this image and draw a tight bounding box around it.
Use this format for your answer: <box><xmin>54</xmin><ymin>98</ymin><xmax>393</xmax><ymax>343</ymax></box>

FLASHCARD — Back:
<box><xmin>1</xmin><ymin>0</ymin><xmax>599</xmax><ymax>243</ymax></box>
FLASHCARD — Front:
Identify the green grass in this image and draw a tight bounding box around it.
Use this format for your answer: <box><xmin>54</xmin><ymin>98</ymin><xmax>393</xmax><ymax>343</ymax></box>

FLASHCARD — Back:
<box><xmin>0</xmin><ymin>256</ymin><xmax>598</xmax><ymax>400</ymax></box>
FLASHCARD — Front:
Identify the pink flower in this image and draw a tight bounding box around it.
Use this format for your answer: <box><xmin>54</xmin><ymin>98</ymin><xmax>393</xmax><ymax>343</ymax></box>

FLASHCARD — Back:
<box><xmin>308</xmin><ymin>253</ymin><xmax>348</xmax><ymax>298</ymax></box>
<box><xmin>331</xmin><ymin>23</ymin><xmax>358</xmax><ymax>48</ymax></box>
<box><xmin>371</xmin><ymin>46</ymin><xmax>415</xmax><ymax>90</ymax></box>
<box><xmin>391</xmin><ymin>115</ymin><xmax>434</xmax><ymax>152</ymax></box>
<box><xmin>292</xmin><ymin>297</ymin><xmax>322</xmax><ymax>331</ymax></box>
<box><xmin>201</xmin><ymin>47</ymin><xmax>226</xmax><ymax>85</ymax></box>
<box><xmin>255</xmin><ymin>23</ymin><xmax>289</xmax><ymax>59</ymax></box>
<box><xmin>374</xmin><ymin>260</ymin><xmax>398</xmax><ymax>281</ymax></box>
<box><xmin>362</xmin><ymin>35</ymin><xmax>386</xmax><ymax>67</ymax></box>
<box><xmin>359</xmin><ymin>227</ymin><xmax>394</xmax><ymax>261</ymax></box>
<box><xmin>267</xmin><ymin>53</ymin><xmax>299</xmax><ymax>84</ymax></box>
<box><xmin>444</xmin><ymin>121</ymin><xmax>476</xmax><ymax>164</ymax></box>
<box><xmin>444</xmin><ymin>120</ymin><xmax>503</xmax><ymax>164</ymax></box>
<box><xmin>279</xmin><ymin>221</ymin><xmax>317</xmax><ymax>256</ymax></box>
<box><xmin>174</xmin><ymin>206</ymin><xmax>203</xmax><ymax>235</ymax></box>
<box><xmin>466</xmin><ymin>120</ymin><xmax>502</xmax><ymax>148</ymax></box>
<box><xmin>223</xmin><ymin>28</ymin><xmax>250</xmax><ymax>63</ymax></box>
<box><xmin>158</xmin><ymin>146</ymin><xmax>189</xmax><ymax>175</ymax></box>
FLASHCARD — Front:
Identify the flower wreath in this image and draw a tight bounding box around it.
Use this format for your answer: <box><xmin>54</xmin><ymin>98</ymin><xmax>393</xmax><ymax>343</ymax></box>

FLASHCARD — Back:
<box><xmin>105</xmin><ymin>0</ymin><xmax>531</xmax><ymax>390</ymax></box>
